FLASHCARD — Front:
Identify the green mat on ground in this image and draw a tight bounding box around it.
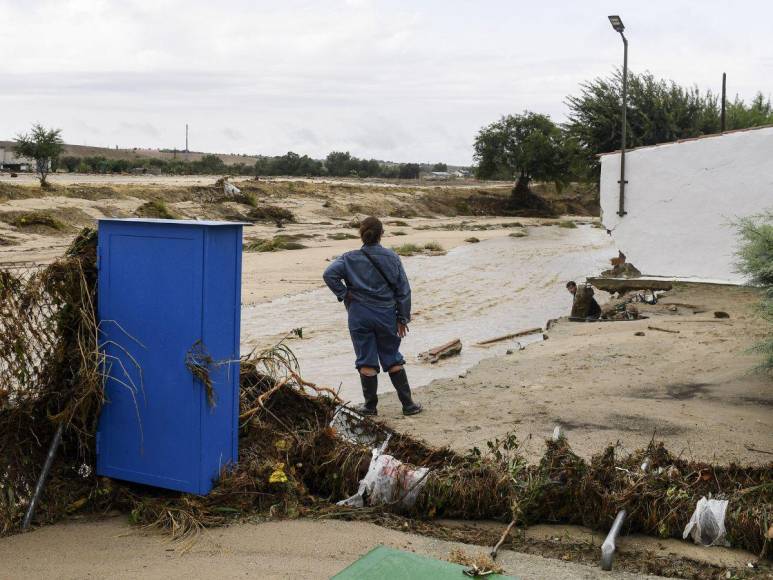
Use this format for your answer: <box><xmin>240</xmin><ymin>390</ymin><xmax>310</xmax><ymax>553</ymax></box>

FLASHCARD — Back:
<box><xmin>332</xmin><ymin>545</ymin><xmax>517</xmax><ymax>579</ymax></box>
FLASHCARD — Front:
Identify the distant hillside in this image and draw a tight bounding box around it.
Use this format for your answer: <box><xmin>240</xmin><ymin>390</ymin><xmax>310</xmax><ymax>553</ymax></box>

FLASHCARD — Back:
<box><xmin>0</xmin><ymin>141</ymin><xmax>259</xmax><ymax>167</ymax></box>
<box><xmin>0</xmin><ymin>140</ymin><xmax>470</xmax><ymax>175</ymax></box>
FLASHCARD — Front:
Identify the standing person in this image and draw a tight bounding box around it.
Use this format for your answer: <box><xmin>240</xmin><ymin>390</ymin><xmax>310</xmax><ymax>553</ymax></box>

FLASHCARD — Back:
<box><xmin>323</xmin><ymin>216</ymin><xmax>422</xmax><ymax>416</ymax></box>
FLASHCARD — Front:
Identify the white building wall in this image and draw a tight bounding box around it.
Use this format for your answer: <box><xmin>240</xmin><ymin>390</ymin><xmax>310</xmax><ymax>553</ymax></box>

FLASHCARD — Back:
<box><xmin>600</xmin><ymin>126</ymin><xmax>773</xmax><ymax>283</ymax></box>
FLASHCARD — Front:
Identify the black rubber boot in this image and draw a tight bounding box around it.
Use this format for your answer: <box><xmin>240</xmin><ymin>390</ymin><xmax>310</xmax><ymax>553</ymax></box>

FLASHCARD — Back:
<box><xmin>354</xmin><ymin>373</ymin><xmax>378</xmax><ymax>416</ymax></box>
<box><xmin>389</xmin><ymin>368</ymin><xmax>422</xmax><ymax>416</ymax></box>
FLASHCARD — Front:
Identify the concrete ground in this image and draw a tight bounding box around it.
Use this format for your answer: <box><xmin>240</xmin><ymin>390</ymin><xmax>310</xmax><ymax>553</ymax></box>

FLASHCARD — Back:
<box><xmin>0</xmin><ymin>517</ymin><xmax>670</xmax><ymax>580</ymax></box>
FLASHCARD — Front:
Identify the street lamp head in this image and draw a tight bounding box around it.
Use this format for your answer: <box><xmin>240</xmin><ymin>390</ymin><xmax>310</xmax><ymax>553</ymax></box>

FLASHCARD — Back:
<box><xmin>608</xmin><ymin>15</ymin><xmax>625</xmax><ymax>33</ymax></box>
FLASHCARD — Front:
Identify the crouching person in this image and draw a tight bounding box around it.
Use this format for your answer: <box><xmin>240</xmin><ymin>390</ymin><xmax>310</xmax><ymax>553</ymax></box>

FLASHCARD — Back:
<box><xmin>567</xmin><ymin>280</ymin><xmax>602</xmax><ymax>320</ymax></box>
<box><xmin>323</xmin><ymin>216</ymin><xmax>422</xmax><ymax>416</ymax></box>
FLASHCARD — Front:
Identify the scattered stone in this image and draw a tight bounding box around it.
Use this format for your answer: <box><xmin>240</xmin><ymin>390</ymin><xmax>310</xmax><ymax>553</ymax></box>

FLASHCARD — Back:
<box><xmin>714</xmin><ymin>311</ymin><xmax>730</xmax><ymax>319</ymax></box>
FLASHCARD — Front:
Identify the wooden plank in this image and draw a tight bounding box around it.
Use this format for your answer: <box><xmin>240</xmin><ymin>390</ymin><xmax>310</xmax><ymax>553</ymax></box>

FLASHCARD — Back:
<box><xmin>475</xmin><ymin>327</ymin><xmax>543</xmax><ymax>346</ymax></box>
<box><xmin>418</xmin><ymin>338</ymin><xmax>462</xmax><ymax>364</ymax></box>
<box><xmin>427</xmin><ymin>338</ymin><xmax>462</xmax><ymax>356</ymax></box>
<box><xmin>647</xmin><ymin>325</ymin><xmax>680</xmax><ymax>334</ymax></box>
<box><xmin>587</xmin><ymin>277</ymin><xmax>673</xmax><ymax>293</ymax></box>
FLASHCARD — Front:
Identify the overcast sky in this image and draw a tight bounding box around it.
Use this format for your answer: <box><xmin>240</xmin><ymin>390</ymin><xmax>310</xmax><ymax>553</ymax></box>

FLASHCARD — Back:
<box><xmin>2</xmin><ymin>1</ymin><xmax>771</xmax><ymax>165</ymax></box>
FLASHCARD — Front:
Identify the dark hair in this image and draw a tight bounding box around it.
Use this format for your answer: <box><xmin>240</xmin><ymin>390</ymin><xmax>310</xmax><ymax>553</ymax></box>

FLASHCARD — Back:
<box><xmin>566</xmin><ymin>281</ymin><xmax>577</xmax><ymax>289</ymax></box>
<box><xmin>359</xmin><ymin>216</ymin><xmax>384</xmax><ymax>245</ymax></box>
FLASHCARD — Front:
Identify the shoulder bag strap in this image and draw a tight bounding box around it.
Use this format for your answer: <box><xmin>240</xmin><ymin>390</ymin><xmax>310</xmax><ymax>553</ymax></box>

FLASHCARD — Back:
<box><xmin>360</xmin><ymin>248</ymin><xmax>398</xmax><ymax>298</ymax></box>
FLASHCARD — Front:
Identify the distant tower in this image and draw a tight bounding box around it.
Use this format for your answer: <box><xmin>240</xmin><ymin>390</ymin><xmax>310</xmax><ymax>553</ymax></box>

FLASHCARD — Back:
<box><xmin>185</xmin><ymin>124</ymin><xmax>189</xmax><ymax>153</ymax></box>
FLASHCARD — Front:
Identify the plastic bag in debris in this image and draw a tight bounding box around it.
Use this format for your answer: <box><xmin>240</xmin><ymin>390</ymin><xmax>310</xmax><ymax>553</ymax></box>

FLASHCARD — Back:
<box><xmin>682</xmin><ymin>497</ymin><xmax>729</xmax><ymax>546</ymax></box>
<box><xmin>337</xmin><ymin>449</ymin><xmax>429</xmax><ymax>509</ymax></box>
<box><xmin>630</xmin><ymin>290</ymin><xmax>662</xmax><ymax>304</ymax></box>
<box><xmin>223</xmin><ymin>181</ymin><xmax>241</xmax><ymax>195</ymax></box>
<box><xmin>330</xmin><ymin>405</ymin><xmax>390</xmax><ymax>451</ymax></box>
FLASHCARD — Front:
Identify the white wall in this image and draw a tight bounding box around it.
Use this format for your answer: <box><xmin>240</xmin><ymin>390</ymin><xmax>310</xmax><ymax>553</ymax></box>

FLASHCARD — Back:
<box><xmin>600</xmin><ymin>126</ymin><xmax>773</xmax><ymax>283</ymax></box>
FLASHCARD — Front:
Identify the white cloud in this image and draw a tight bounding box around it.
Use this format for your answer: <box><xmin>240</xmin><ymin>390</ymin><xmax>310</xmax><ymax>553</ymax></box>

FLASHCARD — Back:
<box><xmin>1</xmin><ymin>0</ymin><xmax>771</xmax><ymax>164</ymax></box>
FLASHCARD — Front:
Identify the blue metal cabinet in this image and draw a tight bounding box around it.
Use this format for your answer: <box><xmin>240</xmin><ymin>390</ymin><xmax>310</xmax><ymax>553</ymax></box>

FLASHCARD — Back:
<box><xmin>96</xmin><ymin>218</ymin><xmax>243</xmax><ymax>494</ymax></box>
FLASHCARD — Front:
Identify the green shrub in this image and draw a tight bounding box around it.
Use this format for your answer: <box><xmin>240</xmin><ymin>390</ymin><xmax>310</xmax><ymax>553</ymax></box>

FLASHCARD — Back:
<box><xmin>248</xmin><ymin>205</ymin><xmax>295</xmax><ymax>223</ymax></box>
<box><xmin>135</xmin><ymin>200</ymin><xmax>178</xmax><ymax>219</ymax></box>
<box><xmin>328</xmin><ymin>232</ymin><xmax>359</xmax><ymax>240</ymax></box>
<box><xmin>509</xmin><ymin>230</ymin><xmax>528</xmax><ymax>238</ymax></box>
<box><xmin>392</xmin><ymin>231</ymin><xmax>407</xmax><ymax>236</ymax></box>
<box><xmin>392</xmin><ymin>243</ymin><xmax>421</xmax><ymax>256</ymax></box>
<box><xmin>239</xmin><ymin>190</ymin><xmax>259</xmax><ymax>208</ymax></box>
<box><xmin>244</xmin><ymin>237</ymin><xmax>307</xmax><ymax>252</ymax></box>
<box><xmin>465</xmin><ymin>237</ymin><xmax>480</xmax><ymax>243</ymax></box>
<box><xmin>393</xmin><ymin>241</ymin><xmax>444</xmax><ymax>255</ymax></box>
<box><xmin>558</xmin><ymin>220</ymin><xmax>577</xmax><ymax>228</ymax></box>
<box><xmin>0</xmin><ymin>211</ymin><xmax>67</xmax><ymax>231</ymax></box>
<box><xmin>737</xmin><ymin>211</ymin><xmax>773</xmax><ymax>372</ymax></box>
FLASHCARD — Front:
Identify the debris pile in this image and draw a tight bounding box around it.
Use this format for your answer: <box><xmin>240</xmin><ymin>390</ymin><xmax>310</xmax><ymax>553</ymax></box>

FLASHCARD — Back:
<box><xmin>600</xmin><ymin>251</ymin><xmax>642</xmax><ymax>279</ymax></box>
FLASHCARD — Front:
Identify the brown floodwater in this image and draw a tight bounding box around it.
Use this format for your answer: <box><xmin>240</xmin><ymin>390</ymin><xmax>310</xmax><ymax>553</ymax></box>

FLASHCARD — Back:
<box><xmin>241</xmin><ymin>225</ymin><xmax>616</xmax><ymax>401</ymax></box>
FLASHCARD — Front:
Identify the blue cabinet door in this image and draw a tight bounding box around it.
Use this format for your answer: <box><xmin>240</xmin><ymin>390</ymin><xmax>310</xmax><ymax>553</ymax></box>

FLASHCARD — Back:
<box><xmin>96</xmin><ymin>219</ymin><xmax>242</xmax><ymax>494</ymax></box>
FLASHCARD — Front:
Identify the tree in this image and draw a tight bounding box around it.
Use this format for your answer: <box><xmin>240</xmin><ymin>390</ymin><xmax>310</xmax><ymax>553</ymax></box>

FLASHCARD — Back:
<box><xmin>398</xmin><ymin>163</ymin><xmax>421</xmax><ymax>179</ymax></box>
<box><xmin>325</xmin><ymin>151</ymin><xmax>353</xmax><ymax>177</ymax></box>
<box><xmin>566</xmin><ymin>70</ymin><xmax>722</xmax><ymax>159</ymax></box>
<box><xmin>565</xmin><ymin>70</ymin><xmax>773</xmax><ymax>165</ymax></box>
<box><xmin>195</xmin><ymin>154</ymin><xmax>226</xmax><ymax>173</ymax></box>
<box><xmin>473</xmin><ymin>111</ymin><xmax>565</xmax><ymax>195</ymax></box>
<box><xmin>13</xmin><ymin>124</ymin><xmax>64</xmax><ymax>187</ymax></box>
<box><xmin>432</xmin><ymin>162</ymin><xmax>447</xmax><ymax>172</ymax></box>
<box><xmin>726</xmin><ymin>92</ymin><xmax>773</xmax><ymax>130</ymax></box>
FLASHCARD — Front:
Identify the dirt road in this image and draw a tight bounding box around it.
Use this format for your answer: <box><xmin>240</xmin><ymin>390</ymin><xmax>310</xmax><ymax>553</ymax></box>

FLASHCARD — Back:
<box><xmin>0</xmin><ymin>517</ymin><xmax>676</xmax><ymax>579</ymax></box>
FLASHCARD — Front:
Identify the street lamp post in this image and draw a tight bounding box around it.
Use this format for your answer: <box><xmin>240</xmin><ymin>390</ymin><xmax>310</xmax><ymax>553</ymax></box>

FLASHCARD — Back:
<box><xmin>608</xmin><ymin>15</ymin><xmax>628</xmax><ymax>217</ymax></box>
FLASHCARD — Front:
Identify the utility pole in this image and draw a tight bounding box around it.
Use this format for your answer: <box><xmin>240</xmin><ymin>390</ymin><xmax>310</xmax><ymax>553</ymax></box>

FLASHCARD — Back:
<box><xmin>185</xmin><ymin>124</ymin><xmax>189</xmax><ymax>153</ymax></box>
<box><xmin>608</xmin><ymin>15</ymin><xmax>628</xmax><ymax>217</ymax></box>
<box><xmin>721</xmin><ymin>73</ymin><xmax>727</xmax><ymax>132</ymax></box>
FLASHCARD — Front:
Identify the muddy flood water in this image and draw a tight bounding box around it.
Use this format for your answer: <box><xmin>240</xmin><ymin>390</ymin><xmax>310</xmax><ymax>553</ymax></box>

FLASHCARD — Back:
<box><xmin>241</xmin><ymin>225</ymin><xmax>617</xmax><ymax>402</ymax></box>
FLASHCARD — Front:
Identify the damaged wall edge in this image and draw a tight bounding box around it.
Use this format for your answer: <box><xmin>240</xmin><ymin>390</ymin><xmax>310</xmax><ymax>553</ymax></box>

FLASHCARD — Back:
<box><xmin>599</xmin><ymin>125</ymin><xmax>773</xmax><ymax>284</ymax></box>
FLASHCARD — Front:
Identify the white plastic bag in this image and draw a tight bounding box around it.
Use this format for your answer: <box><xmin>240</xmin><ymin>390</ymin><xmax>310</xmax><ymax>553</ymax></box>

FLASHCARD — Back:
<box><xmin>224</xmin><ymin>181</ymin><xmax>241</xmax><ymax>195</ymax></box>
<box><xmin>682</xmin><ymin>497</ymin><xmax>729</xmax><ymax>546</ymax></box>
<box><xmin>338</xmin><ymin>449</ymin><xmax>429</xmax><ymax>509</ymax></box>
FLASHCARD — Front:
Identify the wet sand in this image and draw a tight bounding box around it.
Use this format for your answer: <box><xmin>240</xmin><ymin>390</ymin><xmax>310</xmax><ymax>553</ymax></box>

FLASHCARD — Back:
<box><xmin>377</xmin><ymin>283</ymin><xmax>773</xmax><ymax>465</ymax></box>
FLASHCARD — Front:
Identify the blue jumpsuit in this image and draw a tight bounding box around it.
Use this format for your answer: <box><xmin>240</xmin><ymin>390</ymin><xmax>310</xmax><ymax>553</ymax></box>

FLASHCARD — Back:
<box><xmin>323</xmin><ymin>244</ymin><xmax>412</xmax><ymax>372</ymax></box>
